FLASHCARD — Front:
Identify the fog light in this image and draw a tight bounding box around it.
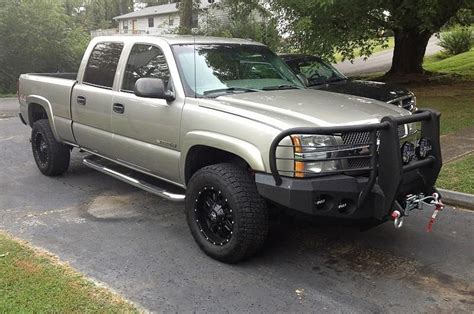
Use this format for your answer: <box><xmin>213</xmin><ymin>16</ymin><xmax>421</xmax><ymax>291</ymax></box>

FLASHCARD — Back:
<box><xmin>314</xmin><ymin>196</ymin><xmax>327</xmax><ymax>210</ymax></box>
<box><xmin>416</xmin><ymin>137</ymin><xmax>432</xmax><ymax>159</ymax></box>
<box><xmin>337</xmin><ymin>199</ymin><xmax>353</xmax><ymax>214</ymax></box>
<box><xmin>401</xmin><ymin>142</ymin><xmax>415</xmax><ymax>164</ymax></box>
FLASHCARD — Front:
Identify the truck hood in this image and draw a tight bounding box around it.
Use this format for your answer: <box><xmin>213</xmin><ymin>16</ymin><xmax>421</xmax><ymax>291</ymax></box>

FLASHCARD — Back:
<box><xmin>311</xmin><ymin>79</ymin><xmax>411</xmax><ymax>103</ymax></box>
<box><xmin>199</xmin><ymin>89</ymin><xmax>410</xmax><ymax>130</ymax></box>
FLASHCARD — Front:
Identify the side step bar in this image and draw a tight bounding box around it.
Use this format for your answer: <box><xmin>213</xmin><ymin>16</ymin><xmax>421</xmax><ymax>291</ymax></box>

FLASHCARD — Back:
<box><xmin>83</xmin><ymin>158</ymin><xmax>185</xmax><ymax>202</ymax></box>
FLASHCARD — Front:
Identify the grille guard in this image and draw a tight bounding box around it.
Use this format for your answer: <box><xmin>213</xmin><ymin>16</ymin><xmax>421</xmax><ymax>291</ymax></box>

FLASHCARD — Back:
<box><xmin>269</xmin><ymin>109</ymin><xmax>442</xmax><ymax>216</ymax></box>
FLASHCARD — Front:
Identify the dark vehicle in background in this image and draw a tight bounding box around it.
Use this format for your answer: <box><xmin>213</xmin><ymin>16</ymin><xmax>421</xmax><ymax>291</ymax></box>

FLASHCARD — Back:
<box><xmin>281</xmin><ymin>54</ymin><xmax>417</xmax><ymax>112</ymax></box>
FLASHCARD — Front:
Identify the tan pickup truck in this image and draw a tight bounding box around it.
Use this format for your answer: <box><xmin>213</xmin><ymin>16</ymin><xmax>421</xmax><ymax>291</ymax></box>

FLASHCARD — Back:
<box><xmin>18</xmin><ymin>36</ymin><xmax>443</xmax><ymax>263</ymax></box>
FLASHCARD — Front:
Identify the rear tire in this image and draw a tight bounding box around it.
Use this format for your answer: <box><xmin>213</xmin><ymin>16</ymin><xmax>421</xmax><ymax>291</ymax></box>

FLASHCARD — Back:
<box><xmin>186</xmin><ymin>163</ymin><xmax>269</xmax><ymax>263</ymax></box>
<box><xmin>31</xmin><ymin>119</ymin><xmax>70</xmax><ymax>176</ymax></box>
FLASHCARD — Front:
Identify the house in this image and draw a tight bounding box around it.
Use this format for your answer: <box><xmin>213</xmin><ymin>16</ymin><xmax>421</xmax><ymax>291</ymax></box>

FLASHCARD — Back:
<box><xmin>113</xmin><ymin>0</ymin><xmax>223</xmax><ymax>35</ymax></box>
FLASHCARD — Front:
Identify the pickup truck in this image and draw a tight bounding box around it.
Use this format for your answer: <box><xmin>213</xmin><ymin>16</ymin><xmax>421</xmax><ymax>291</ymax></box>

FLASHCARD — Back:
<box><xmin>18</xmin><ymin>36</ymin><xmax>443</xmax><ymax>263</ymax></box>
<box><xmin>281</xmin><ymin>54</ymin><xmax>417</xmax><ymax>112</ymax></box>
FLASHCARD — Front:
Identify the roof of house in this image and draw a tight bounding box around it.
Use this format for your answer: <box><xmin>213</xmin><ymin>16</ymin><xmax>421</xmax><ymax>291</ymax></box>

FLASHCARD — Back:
<box><xmin>113</xmin><ymin>3</ymin><xmax>179</xmax><ymax>20</ymax></box>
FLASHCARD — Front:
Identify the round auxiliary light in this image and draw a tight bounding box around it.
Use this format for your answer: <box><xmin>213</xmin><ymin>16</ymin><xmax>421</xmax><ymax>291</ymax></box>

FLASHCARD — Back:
<box><xmin>416</xmin><ymin>137</ymin><xmax>432</xmax><ymax>159</ymax></box>
<box><xmin>401</xmin><ymin>142</ymin><xmax>416</xmax><ymax>164</ymax></box>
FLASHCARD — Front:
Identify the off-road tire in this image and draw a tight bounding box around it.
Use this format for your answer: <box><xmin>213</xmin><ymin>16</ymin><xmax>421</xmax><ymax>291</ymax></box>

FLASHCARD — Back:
<box><xmin>186</xmin><ymin>163</ymin><xmax>269</xmax><ymax>263</ymax></box>
<box><xmin>31</xmin><ymin>119</ymin><xmax>70</xmax><ymax>176</ymax></box>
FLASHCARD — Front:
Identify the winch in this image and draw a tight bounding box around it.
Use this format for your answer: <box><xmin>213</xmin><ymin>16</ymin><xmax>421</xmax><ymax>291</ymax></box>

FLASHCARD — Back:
<box><xmin>391</xmin><ymin>193</ymin><xmax>444</xmax><ymax>231</ymax></box>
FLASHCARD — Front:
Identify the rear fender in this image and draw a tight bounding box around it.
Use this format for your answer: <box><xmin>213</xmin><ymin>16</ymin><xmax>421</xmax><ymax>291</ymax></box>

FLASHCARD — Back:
<box><xmin>26</xmin><ymin>95</ymin><xmax>60</xmax><ymax>141</ymax></box>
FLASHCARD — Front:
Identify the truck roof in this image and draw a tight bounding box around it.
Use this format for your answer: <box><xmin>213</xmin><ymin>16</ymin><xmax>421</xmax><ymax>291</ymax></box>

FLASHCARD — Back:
<box><xmin>92</xmin><ymin>35</ymin><xmax>265</xmax><ymax>46</ymax></box>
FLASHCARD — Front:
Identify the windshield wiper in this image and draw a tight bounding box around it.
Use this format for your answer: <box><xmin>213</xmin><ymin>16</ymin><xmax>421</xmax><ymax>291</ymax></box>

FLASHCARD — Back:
<box><xmin>203</xmin><ymin>87</ymin><xmax>259</xmax><ymax>96</ymax></box>
<box><xmin>261</xmin><ymin>84</ymin><xmax>300</xmax><ymax>91</ymax></box>
<box><xmin>326</xmin><ymin>78</ymin><xmax>347</xmax><ymax>83</ymax></box>
<box><xmin>309</xmin><ymin>77</ymin><xmax>347</xmax><ymax>87</ymax></box>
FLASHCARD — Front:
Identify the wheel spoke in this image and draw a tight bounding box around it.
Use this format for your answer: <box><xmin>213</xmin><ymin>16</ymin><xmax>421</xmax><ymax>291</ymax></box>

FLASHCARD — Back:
<box><xmin>195</xmin><ymin>187</ymin><xmax>234</xmax><ymax>245</ymax></box>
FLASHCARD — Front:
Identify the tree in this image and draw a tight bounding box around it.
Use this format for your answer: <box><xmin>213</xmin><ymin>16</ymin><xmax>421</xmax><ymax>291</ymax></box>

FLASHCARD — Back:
<box><xmin>179</xmin><ymin>0</ymin><xmax>195</xmax><ymax>34</ymax></box>
<box><xmin>0</xmin><ymin>0</ymin><xmax>89</xmax><ymax>93</ymax></box>
<box><xmin>272</xmin><ymin>0</ymin><xmax>473</xmax><ymax>75</ymax></box>
<box><xmin>196</xmin><ymin>0</ymin><xmax>281</xmax><ymax>49</ymax></box>
<box><xmin>82</xmin><ymin>0</ymin><xmax>134</xmax><ymax>30</ymax></box>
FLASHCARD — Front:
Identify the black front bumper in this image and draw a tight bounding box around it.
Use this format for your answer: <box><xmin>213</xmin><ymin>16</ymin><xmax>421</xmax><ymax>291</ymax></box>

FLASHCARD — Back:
<box><xmin>256</xmin><ymin>110</ymin><xmax>442</xmax><ymax>221</ymax></box>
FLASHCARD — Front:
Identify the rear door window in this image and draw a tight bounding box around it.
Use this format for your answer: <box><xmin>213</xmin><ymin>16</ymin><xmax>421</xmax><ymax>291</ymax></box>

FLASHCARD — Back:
<box><xmin>122</xmin><ymin>44</ymin><xmax>171</xmax><ymax>92</ymax></box>
<box><xmin>83</xmin><ymin>42</ymin><xmax>124</xmax><ymax>89</ymax></box>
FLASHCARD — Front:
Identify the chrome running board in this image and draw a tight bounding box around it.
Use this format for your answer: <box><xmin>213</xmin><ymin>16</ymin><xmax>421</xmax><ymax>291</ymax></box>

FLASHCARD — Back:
<box><xmin>83</xmin><ymin>157</ymin><xmax>185</xmax><ymax>202</ymax></box>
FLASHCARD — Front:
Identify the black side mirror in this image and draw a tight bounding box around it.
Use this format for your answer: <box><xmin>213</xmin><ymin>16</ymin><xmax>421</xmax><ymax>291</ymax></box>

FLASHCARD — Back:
<box><xmin>134</xmin><ymin>78</ymin><xmax>175</xmax><ymax>101</ymax></box>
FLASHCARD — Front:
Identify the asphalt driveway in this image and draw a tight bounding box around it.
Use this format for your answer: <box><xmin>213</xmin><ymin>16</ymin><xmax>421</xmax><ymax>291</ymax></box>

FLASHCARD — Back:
<box><xmin>1</xmin><ymin>98</ymin><xmax>473</xmax><ymax>312</ymax></box>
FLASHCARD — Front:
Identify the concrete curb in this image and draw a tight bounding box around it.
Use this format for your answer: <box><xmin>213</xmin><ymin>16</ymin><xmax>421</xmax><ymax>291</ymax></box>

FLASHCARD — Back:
<box><xmin>438</xmin><ymin>188</ymin><xmax>474</xmax><ymax>210</ymax></box>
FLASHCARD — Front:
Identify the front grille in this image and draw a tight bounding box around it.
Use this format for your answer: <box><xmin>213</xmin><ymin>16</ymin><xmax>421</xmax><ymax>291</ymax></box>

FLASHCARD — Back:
<box><xmin>388</xmin><ymin>95</ymin><xmax>415</xmax><ymax>112</ymax></box>
<box><xmin>342</xmin><ymin>132</ymin><xmax>371</xmax><ymax>169</ymax></box>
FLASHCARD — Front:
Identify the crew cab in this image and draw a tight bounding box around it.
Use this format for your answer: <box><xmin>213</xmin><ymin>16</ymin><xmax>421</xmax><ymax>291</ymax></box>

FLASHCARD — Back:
<box><xmin>18</xmin><ymin>36</ymin><xmax>442</xmax><ymax>263</ymax></box>
<box><xmin>281</xmin><ymin>54</ymin><xmax>417</xmax><ymax>112</ymax></box>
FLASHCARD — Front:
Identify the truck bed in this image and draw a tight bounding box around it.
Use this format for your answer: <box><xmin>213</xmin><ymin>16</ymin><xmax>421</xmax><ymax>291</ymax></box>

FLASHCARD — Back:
<box><xmin>18</xmin><ymin>72</ymin><xmax>78</xmax><ymax>144</ymax></box>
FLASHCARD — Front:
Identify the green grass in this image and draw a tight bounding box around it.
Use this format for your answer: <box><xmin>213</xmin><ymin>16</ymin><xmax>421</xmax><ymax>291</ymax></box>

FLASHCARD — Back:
<box><xmin>424</xmin><ymin>49</ymin><xmax>474</xmax><ymax>79</ymax></box>
<box><xmin>412</xmin><ymin>81</ymin><xmax>474</xmax><ymax>135</ymax></box>
<box><xmin>0</xmin><ymin>233</ymin><xmax>137</xmax><ymax>313</ymax></box>
<box><xmin>0</xmin><ymin>93</ymin><xmax>15</xmax><ymax>98</ymax></box>
<box><xmin>437</xmin><ymin>153</ymin><xmax>474</xmax><ymax>194</ymax></box>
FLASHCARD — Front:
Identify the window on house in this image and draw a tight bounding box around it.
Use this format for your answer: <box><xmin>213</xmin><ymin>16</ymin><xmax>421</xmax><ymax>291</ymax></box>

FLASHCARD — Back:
<box><xmin>148</xmin><ymin>17</ymin><xmax>154</xmax><ymax>28</ymax></box>
<box><xmin>83</xmin><ymin>42</ymin><xmax>124</xmax><ymax>89</ymax></box>
<box><xmin>123</xmin><ymin>21</ymin><xmax>128</xmax><ymax>33</ymax></box>
<box><xmin>169</xmin><ymin>16</ymin><xmax>174</xmax><ymax>26</ymax></box>
<box><xmin>122</xmin><ymin>44</ymin><xmax>171</xmax><ymax>92</ymax></box>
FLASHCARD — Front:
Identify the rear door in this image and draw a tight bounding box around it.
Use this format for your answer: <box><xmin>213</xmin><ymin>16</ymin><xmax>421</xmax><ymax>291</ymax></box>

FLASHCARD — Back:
<box><xmin>71</xmin><ymin>41</ymin><xmax>124</xmax><ymax>157</ymax></box>
<box><xmin>111</xmin><ymin>43</ymin><xmax>184</xmax><ymax>183</ymax></box>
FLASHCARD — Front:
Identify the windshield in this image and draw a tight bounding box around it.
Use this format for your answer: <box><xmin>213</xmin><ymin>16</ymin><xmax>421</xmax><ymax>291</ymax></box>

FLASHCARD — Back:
<box><xmin>172</xmin><ymin>44</ymin><xmax>305</xmax><ymax>97</ymax></box>
<box><xmin>286</xmin><ymin>56</ymin><xmax>347</xmax><ymax>86</ymax></box>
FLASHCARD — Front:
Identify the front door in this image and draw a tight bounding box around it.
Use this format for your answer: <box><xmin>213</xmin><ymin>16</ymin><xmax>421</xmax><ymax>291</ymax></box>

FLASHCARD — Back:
<box><xmin>132</xmin><ymin>20</ymin><xmax>137</xmax><ymax>33</ymax></box>
<box><xmin>71</xmin><ymin>41</ymin><xmax>124</xmax><ymax>158</ymax></box>
<box><xmin>111</xmin><ymin>43</ymin><xmax>184</xmax><ymax>183</ymax></box>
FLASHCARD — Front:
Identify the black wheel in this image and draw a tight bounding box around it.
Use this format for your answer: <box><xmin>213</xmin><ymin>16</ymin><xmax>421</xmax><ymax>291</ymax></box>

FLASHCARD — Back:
<box><xmin>31</xmin><ymin>119</ymin><xmax>70</xmax><ymax>176</ymax></box>
<box><xmin>186</xmin><ymin>163</ymin><xmax>269</xmax><ymax>263</ymax></box>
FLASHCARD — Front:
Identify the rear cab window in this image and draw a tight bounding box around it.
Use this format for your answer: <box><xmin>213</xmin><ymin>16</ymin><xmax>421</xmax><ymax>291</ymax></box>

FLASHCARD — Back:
<box><xmin>83</xmin><ymin>42</ymin><xmax>124</xmax><ymax>89</ymax></box>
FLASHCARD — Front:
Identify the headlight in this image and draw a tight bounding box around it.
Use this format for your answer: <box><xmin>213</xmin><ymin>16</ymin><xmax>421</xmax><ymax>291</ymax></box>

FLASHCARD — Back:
<box><xmin>291</xmin><ymin>135</ymin><xmax>341</xmax><ymax>177</ymax></box>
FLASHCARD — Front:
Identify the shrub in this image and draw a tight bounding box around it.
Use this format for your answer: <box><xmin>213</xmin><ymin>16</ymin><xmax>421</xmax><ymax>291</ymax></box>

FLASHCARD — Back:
<box><xmin>439</xmin><ymin>27</ymin><xmax>473</xmax><ymax>56</ymax></box>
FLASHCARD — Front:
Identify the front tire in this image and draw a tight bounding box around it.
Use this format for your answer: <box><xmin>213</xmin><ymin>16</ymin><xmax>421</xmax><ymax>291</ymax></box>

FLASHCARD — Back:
<box><xmin>31</xmin><ymin>119</ymin><xmax>70</xmax><ymax>176</ymax></box>
<box><xmin>186</xmin><ymin>163</ymin><xmax>269</xmax><ymax>263</ymax></box>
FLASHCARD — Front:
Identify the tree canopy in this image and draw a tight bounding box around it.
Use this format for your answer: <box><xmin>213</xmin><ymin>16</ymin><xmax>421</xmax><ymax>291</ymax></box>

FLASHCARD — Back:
<box><xmin>271</xmin><ymin>0</ymin><xmax>473</xmax><ymax>74</ymax></box>
<box><xmin>0</xmin><ymin>0</ymin><xmax>90</xmax><ymax>93</ymax></box>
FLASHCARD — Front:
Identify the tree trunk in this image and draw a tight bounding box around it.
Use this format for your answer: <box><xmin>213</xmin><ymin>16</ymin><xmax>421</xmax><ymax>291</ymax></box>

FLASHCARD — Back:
<box><xmin>388</xmin><ymin>29</ymin><xmax>432</xmax><ymax>75</ymax></box>
<box><xmin>179</xmin><ymin>0</ymin><xmax>193</xmax><ymax>35</ymax></box>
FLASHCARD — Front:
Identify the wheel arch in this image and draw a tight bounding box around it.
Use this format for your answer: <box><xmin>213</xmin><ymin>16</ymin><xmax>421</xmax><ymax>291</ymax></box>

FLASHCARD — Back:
<box><xmin>181</xmin><ymin>131</ymin><xmax>266</xmax><ymax>185</ymax></box>
<box><xmin>26</xmin><ymin>95</ymin><xmax>60</xmax><ymax>141</ymax></box>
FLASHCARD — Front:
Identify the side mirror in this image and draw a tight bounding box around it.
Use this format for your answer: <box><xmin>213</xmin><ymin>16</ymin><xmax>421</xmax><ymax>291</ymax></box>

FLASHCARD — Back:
<box><xmin>296</xmin><ymin>73</ymin><xmax>310</xmax><ymax>87</ymax></box>
<box><xmin>134</xmin><ymin>78</ymin><xmax>175</xmax><ymax>101</ymax></box>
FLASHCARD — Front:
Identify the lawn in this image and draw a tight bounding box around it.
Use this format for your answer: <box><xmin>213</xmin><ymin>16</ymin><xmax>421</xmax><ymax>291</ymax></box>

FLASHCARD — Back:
<box><xmin>0</xmin><ymin>233</ymin><xmax>137</xmax><ymax>313</ymax></box>
<box><xmin>411</xmin><ymin>81</ymin><xmax>474</xmax><ymax>135</ymax></box>
<box><xmin>424</xmin><ymin>49</ymin><xmax>474</xmax><ymax>78</ymax></box>
<box><xmin>411</xmin><ymin>50</ymin><xmax>474</xmax><ymax>135</ymax></box>
<box><xmin>437</xmin><ymin>153</ymin><xmax>474</xmax><ymax>194</ymax></box>
<box><xmin>0</xmin><ymin>93</ymin><xmax>15</xmax><ymax>98</ymax></box>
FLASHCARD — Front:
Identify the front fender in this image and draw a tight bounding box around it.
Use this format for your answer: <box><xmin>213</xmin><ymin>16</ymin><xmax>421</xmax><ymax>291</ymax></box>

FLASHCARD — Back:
<box><xmin>26</xmin><ymin>95</ymin><xmax>60</xmax><ymax>141</ymax></box>
<box><xmin>181</xmin><ymin>131</ymin><xmax>266</xmax><ymax>182</ymax></box>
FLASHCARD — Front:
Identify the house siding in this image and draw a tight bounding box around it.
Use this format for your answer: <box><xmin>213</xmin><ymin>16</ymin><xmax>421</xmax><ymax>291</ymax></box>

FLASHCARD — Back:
<box><xmin>114</xmin><ymin>0</ymin><xmax>224</xmax><ymax>35</ymax></box>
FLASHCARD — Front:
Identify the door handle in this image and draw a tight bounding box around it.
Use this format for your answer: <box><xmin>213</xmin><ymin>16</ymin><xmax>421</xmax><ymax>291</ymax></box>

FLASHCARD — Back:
<box><xmin>77</xmin><ymin>96</ymin><xmax>86</xmax><ymax>106</ymax></box>
<box><xmin>113</xmin><ymin>103</ymin><xmax>125</xmax><ymax>114</ymax></box>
